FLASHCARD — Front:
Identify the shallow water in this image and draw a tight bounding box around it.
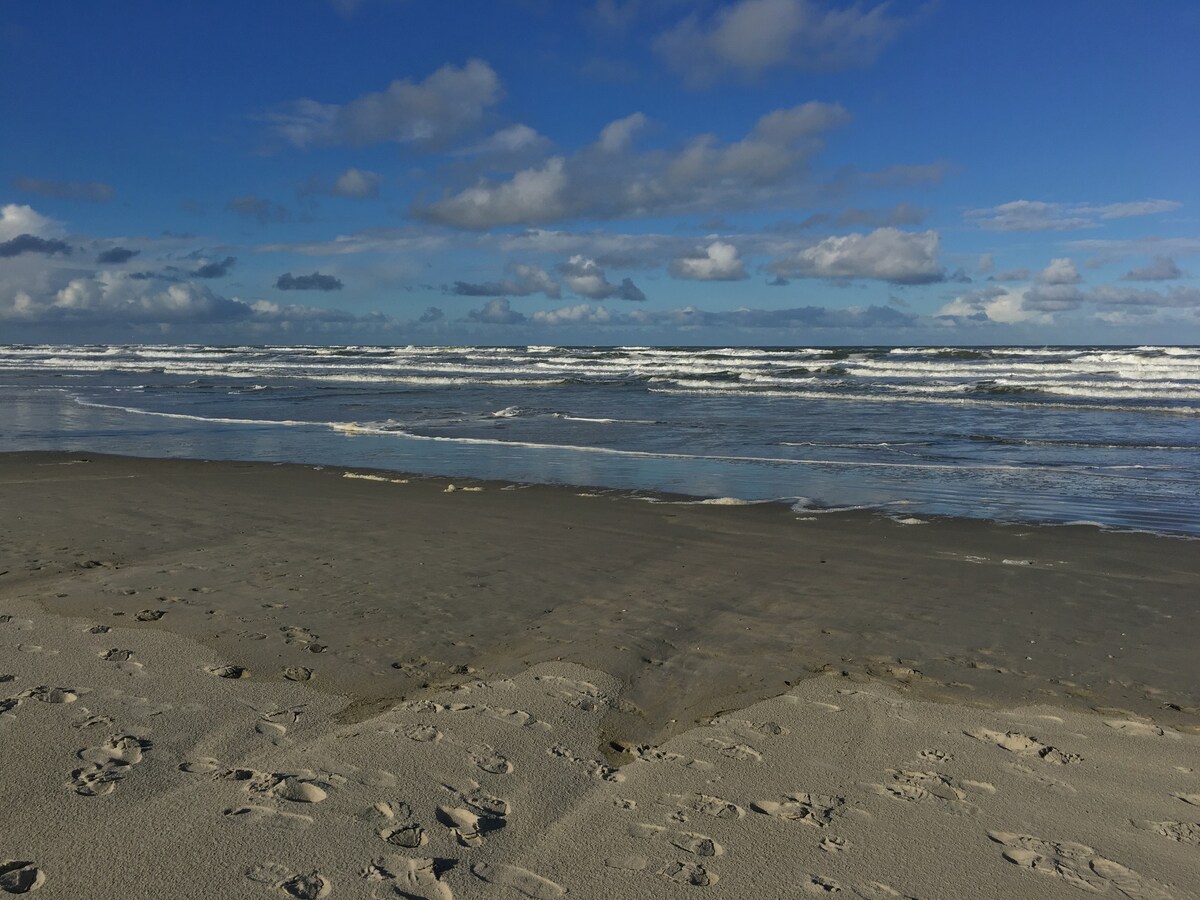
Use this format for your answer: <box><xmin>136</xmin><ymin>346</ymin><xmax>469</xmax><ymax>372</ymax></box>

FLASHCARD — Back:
<box><xmin>3</xmin><ymin>343</ymin><xmax>1199</xmax><ymax>535</ymax></box>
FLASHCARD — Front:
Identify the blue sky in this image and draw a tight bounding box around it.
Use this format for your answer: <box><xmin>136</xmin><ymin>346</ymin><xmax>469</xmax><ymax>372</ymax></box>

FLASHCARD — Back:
<box><xmin>2</xmin><ymin>0</ymin><xmax>1197</xmax><ymax>345</ymax></box>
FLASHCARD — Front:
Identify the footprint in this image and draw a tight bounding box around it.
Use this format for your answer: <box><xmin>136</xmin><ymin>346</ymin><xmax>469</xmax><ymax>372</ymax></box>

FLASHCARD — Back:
<box><xmin>100</xmin><ymin>649</ymin><xmax>133</xmax><ymax>662</ymax></box>
<box><xmin>918</xmin><ymin>749</ymin><xmax>952</xmax><ymax>762</ymax></box>
<box><xmin>437</xmin><ymin>806</ymin><xmax>488</xmax><ymax>847</ymax></box>
<box><xmin>277</xmin><ymin>872</ymin><xmax>330</xmax><ymax>899</ymax></box>
<box><xmin>381</xmin><ymin>822</ymin><xmax>427</xmax><ymax>848</ymax></box>
<box><xmin>256</xmin><ymin>721</ymin><xmax>288</xmax><ymax>739</ymax></box>
<box><xmin>664</xmin><ymin>793</ymin><xmax>745</xmax><ymax>820</ymax></box>
<box><xmin>1134</xmin><ymin>820</ymin><xmax>1200</xmax><ymax>845</ymax></box>
<box><xmin>469</xmin><ymin>744</ymin><xmax>513</xmax><ymax>775</ymax></box>
<box><xmin>401</xmin><ymin>724</ymin><xmax>443</xmax><ymax>743</ymax></box>
<box><xmin>70</xmin><ymin>735</ymin><xmax>150</xmax><ymax>796</ymax></box>
<box><xmin>548</xmin><ymin>745</ymin><xmax>625</xmax><ymax>782</ymax></box>
<box><xmin>852</xmin><ymin>881</ymin><xmax>918</xmax><ymax>899</ymax></box>
<box><xmin>988</xmin><ymin>832</ymin><xmax>1174</xmax><ymax>898</ymax></box>
<box><xmin>0</xmin><ymin>861</ymin><xmax>45</xmax><ymax>894</ymax></box>
<box><xmin>659</xmin><ymin>861</ymin><xmax>718</xmax><ymax>887</ymax></box>
<box><xmin>751</xmin><ymin>793</ymin><xmax>844</xmax><ymax>826</ymax></box>
<box><xmin>805</xmin><ymin>875</ymin><xmax>842</xmax><ymax>894</ymax></box>
<box><xmin>366</xmin><ymin>857</ymin><xmax>453</xmax><ymax>900</ymax></box>
<box><xmin>820</xmin><ymin>837</ymin><xmax>849</xmax><ymax>853</ymax></box>
<box><xmin>134</xmin><ymin>610</ymin><xmax>165</xmax><ymax>621</ymax></box>
<box><xmin>701</xmin><ymin>737</ymin><xmax>763</xmax><ymax>761</ymax></box>
<box><xmin>179</xmin><ymin>757</ymin><xmax>222</xmax><ymax>774</ymax></box>
<box><xmin>868</xmin><ymin>770</ymin><xmax>989</xmax><ymax>815</ymax></box>
<box><xmin>669</xmin><ymin>832</ymin><xmax>724</xmax><ymax>857</ymax></box>
<box><xmin>222</xmin><ymin>805</ymin><xmax>313</xmax><ymax>831</ymax></box>
<box><xmin>20</xmin><ymin>686</ymin><xmax>78</xmax><ymax>704</ymax></box>
<box><xmin>632</xmin><ymin>746</ymin><xmax>713</xmax><ymax>771</ymax></box>
<box><xmin>205</xmin><ymin>664</ymin><xmax>249</xmax><ymax>679</ymax></box>
<box><xmin>271</xmin><ymin>778</ymin><xmax>327</xmax><ymax>804</ymax></box>
<box><xmin>966</xmin><ymin>728</ymin><xmax>1081</xmax><ymax>764</ymax></box>
<box><xmin>471</xmin><ymin>863</ymin><xmax>564</xmax><ymax>899</ymax></box>
<box><xmin>282</xmin><ymin>667</ymin><xmax>312</xmax><ymax>682</ymax></box>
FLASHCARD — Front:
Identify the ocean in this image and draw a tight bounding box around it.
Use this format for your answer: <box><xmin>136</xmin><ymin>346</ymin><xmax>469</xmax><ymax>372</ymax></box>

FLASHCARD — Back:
<box><xmin>3</xmin><ymin>343</ymin><xmax>1198</xmax><ymax>536</ymax></box>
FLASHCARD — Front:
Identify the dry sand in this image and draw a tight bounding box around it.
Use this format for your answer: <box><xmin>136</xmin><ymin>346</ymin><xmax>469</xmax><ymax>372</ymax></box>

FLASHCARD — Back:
<box><xmin>1</xmin><ymin>452</ymin><xmax>1198</xmax><ymax>898</ymax></box>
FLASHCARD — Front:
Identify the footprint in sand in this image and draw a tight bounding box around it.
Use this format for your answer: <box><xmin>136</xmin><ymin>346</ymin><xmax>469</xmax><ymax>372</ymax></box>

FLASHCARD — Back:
<box><xmin>548</xmin><ymin>744</ymin><xmax>625</xmax><ymax>782</ymax></box>
<box><xmin>821</xmin><ymin>837</ymin><xmax>850</xmax><ymax>853</ymax></box>
<box><xmin>380</xmin><ymin>822</ymin><xmax>427</xmax><ymax>849</ymax></box>
<box><xmin>19</xmin><ymin>686</ymin><xmax>77</xmax><ymax>704</ymax></box>
<box><xmin>134</xmin><ymin>609</ymin><xmax>165</xmax><ymax>622</ymax></box>
<box><xmin>70</xmin><ymin>735</ymin><xmax>150</xmax><ymax>796</ymax></box>
<box><xmin>179</xmin><ymin>757</ymin><xmax>222</xmax><ymax>775</ymax></box>
<box><xmin>988</xmin><ymin>832</ymin><xmax>1175</xmax><ymax>899</ymax></box>
<box><xmin>664</xmin><ymin>793</ymin><xmax>745</xmax><ymax>821</ymax></box>
<box><xmin>1134</xmin><ymin>820</ymin><xmax>1200</xmax><ymax>846</ymax></box>
<box><xmin>399</xmin><ymin>724</ymin><xmax>443</xmax><ymax>743</ymax></box>
<box><xmin>100</xmin><ymin>649</ymin><xmax>133</xmax><ymax>662</ymax></box>
<box><xmin>631</xmin><ymin>746</ymin><xmax>713</xmax><ymax>771</ymax></box>
<box><xmin>752</xmin><ymin>793</ymin><xmax>843</xmax><ymax>827</ymax></box>
<box><xmin>966</xmin><ymin>728</ymin><xmax>1081</xmax><ymax>764</ymax></box>
<box><xmin>472</xmin><ymin>863</ymin><xmax>564</xmax><ymax>899</ymax></box>
<box><xmin>282</xmin><ymin>666</ymin><xmax>312</xmax><ymax>682</ymax></box>
<box><xmin>868</xmin><ymin>770</ymin><xmax>993</xmax><ymax>816</ymax></box>
<box><xmin>437</xmin><ymin>805</ymin><xmax>502</xmax><ymax>847</ymax></box>
<box><xmin>918</xmin><ymin>749</ymin><xmax>953</xmax><ymax>762</ymax></box>
<box><xmin>87</xmin><ymin>625</ymin><xmax>111</xmax><ymax>634</ymax></box>
<box><xmin>363</xmin><ymin>856</ymin><xmax>453</xmax><ymax>900</ymax></box>
<box><xmin>605</xmin><ymin>855</ymin><xmax>649</xmax><ymax>872</ymax></box>
<box><xmin>205</xmin><ymin>664</ymin><xmax>249</xmax><ymax>679</ymax></box>
<box><xmin>701</xmin><ymin>736</ymin><xmax>763</xmax><ymax>761</ymax></box>
<box><xmin>659</xmin><ymin>861</ymin><xmax>719</xmax><ymax>887</ymax></box>
<box><xmin>852</xmin><ymin>881</ymin><xmax>918</xmax><ymax>899</ymax></box>
<box><xmin>0</xmin><ymin>861</ymin><xmax>45</xmax><ymax>894</ymax></box>
<box><xmin>246</xmin><ymin>864</ymin><xmax>331</xmax><ymax>899</ymax></box>
<box><xmin>629</xmin><ymin>823</ymin><xmax>724</xmax><ymax>857</ymax></box>
<box><xmin>469</xmin><ymin>744</ymin><xmax>513</xmax><ymax>775</ymax></box>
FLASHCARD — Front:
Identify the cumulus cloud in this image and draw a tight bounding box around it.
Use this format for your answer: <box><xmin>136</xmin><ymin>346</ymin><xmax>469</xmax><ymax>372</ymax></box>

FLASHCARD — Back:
<box><xmin>1023</xmin><ymin>284</ymin><xmax>1087</xmax><ymax>312</ymax></box>
<box><xmin>275</xmin><ymin>271</ymin><xmax>344</xmax><ymax>291</ymax></box>
<box><xmin>1</xmin><ymin>276</ymin><xmax>249</xmax><ymax>325</ymax></box>
<box><xmin>466</xmin><ymin>297</ymin><xmax>526</xmax><ymax>324</ymax></box>
<box><xmin>936</xmin><ymin>287</ymin><xmax>1048</xmax><ymax>325</ymax></box>
<box><xmin>669</xmin><ymin>240</ymin><xmax>747</xmax><ymax>280</ymax></box>
<box><xmin>191</xmin><ymin>256</ymin><xmax>236</xmax><ymax>279</ymax></box>
<box><xmin>770</xmin><ymin>227</ymin><xmax>942</xmax><ymax>284</ymax></box>
<box><xmin>266</xmin><ymin>59</ymin><xmax>501</xmax><ymax>149</ymax></box>
<box><xmin>13</xmin><ymin>177</ymin><xmax>114</xmax><ymax>202</ymax></box>
<box><xmin>0</xmin><ymin>234</ymin><xmax>73</xmax><ymax>258</ymax></box>
<box><xmin>558</xmin><ymin>256</ymin><xmax>646</xmax><ymax>300</ymax></box>
<box><xmin>530</xmin><ymin>303</ymin><xmax>613</xmax><ymax>325</ymax></box>
<box><xmin>987</xmin><ymin>268</ymin><xmax>1033</xmax><ymax>282</ymax></box>
<box><xmin>96</xmin><ymin>246</ymin><xmax>139</xmax><ymax>264</ymax></box>
<box><xmin>965</xmin><ymin>198</ymin><xmax>1181</xmax><ymax>232</ymax></box>
<box><xmin>451</xmin><ymin>264</ymin><xmax>560</xmax><ymax>298</ymax></box>
<box><xmin>656</xmin><ymin>0</ymin><xmax>904</xmax><ymax>84</ymax></box>
<box><xmin>455</xmin><ymin>124</ymin><xmax>550</xmax><ymax>158</ymax></box>
<box><xmin>226</xmin><ymin>195</ymin><xmax>291</xmax><ymax>224</ymax></box>
<box><xmin>1121</xmin><ymin>257</ymin><xmax>1182</xmax><ymax>281</ymax></box>
<box><xmin>331</xmin><ymin>168</ymin><xmax>382</xmax><ymax>198</ymax></box>
<box><xmin>0</xmin><ymin>204</ymin><xmax>59</xmax><ymax>241</ymax></box>
<box><xmin>1091</xmin><ymin>284</ymin><xmax>1200</xmax><ymax>312</ymax></box>
<box><xmin>1038</xmin><ymin>257</ymin><xmax>1081</xmax><ymax>285</ymax></box>
<box><xmin>416</xmin><ymin>102</ymin><xmax>849</xmax><ymax>228</ymax></box>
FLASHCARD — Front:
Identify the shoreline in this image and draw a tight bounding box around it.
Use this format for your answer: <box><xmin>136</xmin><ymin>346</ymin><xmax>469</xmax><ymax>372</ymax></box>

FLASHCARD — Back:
<box><xmin>3</xmin><ymin>450</ymin><xmax>1199</xmax><ymax>898</ymax></box>
<box><xmin>4</xmin><ymin>450</ymin><xmax>1198</xmax><ymax>739</ymax></box>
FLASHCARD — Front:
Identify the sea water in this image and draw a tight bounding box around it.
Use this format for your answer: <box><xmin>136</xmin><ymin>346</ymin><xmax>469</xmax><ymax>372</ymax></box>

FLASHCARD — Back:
<box><xmin>2</xmin><ymin>344</ymin><xmax>1198</xmax><ymax>535</ymax></box>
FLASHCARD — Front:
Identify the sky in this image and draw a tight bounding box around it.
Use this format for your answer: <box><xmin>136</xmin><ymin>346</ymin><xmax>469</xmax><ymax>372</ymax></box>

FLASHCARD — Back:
<box><xmin>1</xmin><ymin>0</ymin><xmax>1197</xmax><ymax>346</ymax></box>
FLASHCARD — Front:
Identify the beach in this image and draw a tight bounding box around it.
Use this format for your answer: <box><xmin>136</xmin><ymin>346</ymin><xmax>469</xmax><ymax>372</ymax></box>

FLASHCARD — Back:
<box><xmin>2</xmin><ymin>451</ymin><xmax>1198</xmax><ymax>898</ymax></box>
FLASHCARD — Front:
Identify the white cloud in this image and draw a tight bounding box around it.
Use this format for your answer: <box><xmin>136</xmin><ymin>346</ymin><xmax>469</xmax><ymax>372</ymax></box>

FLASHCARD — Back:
<box><xmin>417</xmin><ymin>102</ymin><xmax>849</xmax><ymax>228</ymax></box>
<box><xmin>422</xmin><ymin>157</ymin><xmax>570</xmax><ymax>229</ymax></box>
<box><xmin>266</xmin><ymin>59</ymin><xmax>501</xmax><ymax>149</ymax></box>
<box><xmin>936</xmin><ymin>287</ymin><xmax>1051</xmax><ymax>325</ymax></box>
<box><xmin>558</xmin><ymin>256</ymin><xmax>646</xmax><ymax>301</ymax></box>
<box><xmin>331</xmin><ymin>168</ymin><xmax>381</xmax><ymax>198</ymax></box>
<box><xmin>597</xmin><ymin>112</ymin><xmax>648</xmax><ymax>153</ymax></box>
<box><xmin>531</xmin><ymin>303</ymin><xmax>614</xmax><ymax>325</ymax></box>
<box><xmin>656</xmin><ymin>0</ymin><xmax>903</xmax><ymax>83</ymax></box>
<box><xmin>771</xmin><ymin>227</ymin><xmax>942</xmax><ymax>284</ymax></box>
<box><xmin>1038</xmin><ymin>257</ymin><xmax>1081</xmax><ymax>285</ymax></box>
<box><xmin>0</xmin><ymin>204</ymin><xmax>59</xmax><ymax>241</ymax></box>
<box><xmin>669</xmin><ymin>241</ymin><xmax>747</xmax><ymax>280</ymax></box>
<box><xmin>456</xmin><ymin>124</ymin><xmax>550</xmax><ymax>157</ymax></box>
<box><xmin>965</xmin><ymin>198</ymin><xmax>1181</xmax><ymax>232</ymax></box>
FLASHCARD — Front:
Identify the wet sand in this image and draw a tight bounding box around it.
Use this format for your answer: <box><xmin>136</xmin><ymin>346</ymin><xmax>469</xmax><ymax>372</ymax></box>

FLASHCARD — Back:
<box><xmin>2</xmin><ymin>451</ymin><xmax>1198</xmax><ymax>898</ymax></box>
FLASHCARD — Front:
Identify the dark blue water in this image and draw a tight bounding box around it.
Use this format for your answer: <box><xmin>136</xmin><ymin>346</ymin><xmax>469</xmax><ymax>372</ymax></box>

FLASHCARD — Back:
<box><xmin>3</xmin><ymin>344</ymin><xmax>1199</xmax><ymax>535</ymax></box>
